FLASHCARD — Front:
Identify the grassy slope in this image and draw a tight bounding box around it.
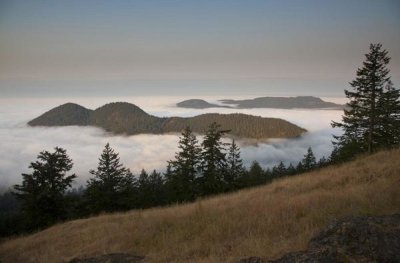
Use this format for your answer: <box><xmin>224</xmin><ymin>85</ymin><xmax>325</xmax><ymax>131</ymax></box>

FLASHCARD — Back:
<box><xmin>1</xmin><ymin>149</ymin><xmax>400</xmax><ymax>263</ymax></box>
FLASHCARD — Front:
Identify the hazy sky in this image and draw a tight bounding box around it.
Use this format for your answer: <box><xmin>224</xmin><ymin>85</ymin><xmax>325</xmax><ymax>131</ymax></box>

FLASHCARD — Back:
<box><xmin>1</xmin><ymin>0</ymin><xmax>399</xmax><ymax>96</ymax></box>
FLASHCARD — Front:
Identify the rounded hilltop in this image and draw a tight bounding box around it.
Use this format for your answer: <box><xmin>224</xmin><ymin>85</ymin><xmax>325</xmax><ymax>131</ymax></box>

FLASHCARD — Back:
<box><xmin>28</xmin><ymin>101</ymin><xmax>306</xmax><ymax>139</ymax></box>
<box><xmin>28</xmin><ymin>103</ymin><xmax>92</xmax><ymax>126</ymax></box>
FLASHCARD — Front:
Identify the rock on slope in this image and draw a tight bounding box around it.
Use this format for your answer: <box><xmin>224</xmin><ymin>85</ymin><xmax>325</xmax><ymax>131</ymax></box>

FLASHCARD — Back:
<box><xmin>69</xmin><ymin>214</ymin><xmax>400</xmax><ymax>263</ymax></box>
<box><xmin>240</xmin><ymin>214</ymin><xmax>400</xmax><ymax>263</ymax></box>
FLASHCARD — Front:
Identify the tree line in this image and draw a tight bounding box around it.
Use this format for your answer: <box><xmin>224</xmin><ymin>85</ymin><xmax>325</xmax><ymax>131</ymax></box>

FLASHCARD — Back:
<box><xmin>0</xmin><ymin>123</ymin><xmax>324</xmax><ymax>237</ymax></box>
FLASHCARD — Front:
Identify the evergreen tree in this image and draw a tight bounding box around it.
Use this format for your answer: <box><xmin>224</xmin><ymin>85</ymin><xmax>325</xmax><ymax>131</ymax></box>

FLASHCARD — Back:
<box><xmin>301</xmin><ymin>147</ymin><xmax>317</xmax><ymax>171</ymax></box>
<box><xmin>377</xmin><ymin>80</ymin><xmax>400</xmax><ymax>148</ymax></box>
<box><xmin>118</xmin><ymin>172</ymin><xmax>138</xmax><ymax>210</ymax></box>
<box><xmin>245</xmin><ymin>160</ymin><xmax>265</xmax><ymax>187</ymax></box>
<box><xmin>167</xmin><ymin>127</ymin><xmax>201</xmax><ymax>202</ymax></box>
<box><xmin>286</xmin><ymin>163</ymin><xmax>297</xmax><ymax>176</ymax></box>
<box><xmin>317</xmin><ymin>156</ymin><xmax>328</xmax><ymax>168</ymax></box>
<box><xmin>225</xmin><ymin>139</ymin><xmax>245</xmax><ymax>191</ymax></box>
<box><xmin>272</xmin><ymin>161</ymin><xmax>287</xmax><ymax>177</ymax></box>
<box><xmin>296</xmin><ymin>161</ymin><xmax>305</xmax><ymax>173</ymax></box>
<box><xmin>13</xmin><ymin>147</ymin><xmax>76</xmax><ymax>228</ymax></box>
<box><xmin>85</xmin><ymin>143</ymin><xmax>133</xmax><ymax>213</ymax></box>
<box><xmin>147</xmin><ymin>170</ymin><xmax>165</xmax><ymax>207</ymax></box>
<box><xmin>332</xmin><ymin>43</ymin><xmax>395</xmax><ymax>155</ymax></box>
<box><xmin>200</xmin><ymin>122</ymin><xmax>228</xmax><ymax>195</ymax></box>
<box><xmin>137</xmin><ymin>169</ymin><xmax>151</xmax><ymax>208</ymax></box>
<box><xmin>264</xmin><ymin>167</ymin><xmax>273</xmax><ymax>182</ymax></box>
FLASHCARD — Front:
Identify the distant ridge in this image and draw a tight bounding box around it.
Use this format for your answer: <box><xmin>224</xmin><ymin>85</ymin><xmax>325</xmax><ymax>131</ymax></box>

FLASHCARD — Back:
<box><xmin>28</xmin><ymin>102</ymin><xmax>306</xmax><ymax>139</ymax></box>
<box><xmin>176</xmin><ymin>99</ymin><xmax>229</xmax><ymax>109</ymax></box>
<box><xmin>177</xmin><ymin>96</ymin><xmax>343</xmax><ymax>109</ymax></box>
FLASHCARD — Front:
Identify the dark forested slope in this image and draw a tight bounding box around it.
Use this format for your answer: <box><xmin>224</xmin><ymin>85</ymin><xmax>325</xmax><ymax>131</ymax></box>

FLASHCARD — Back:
<box><xmin>28</xmin><ymin>102</ymin><xmax>306</xmax><ymax>139</ymax></box>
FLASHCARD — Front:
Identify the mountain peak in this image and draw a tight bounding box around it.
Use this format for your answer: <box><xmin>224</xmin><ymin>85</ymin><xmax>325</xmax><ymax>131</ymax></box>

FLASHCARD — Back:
<box><xmin>28</xmin><ymin>103</ymin><xmax>91</xmax><ymax>126</ymax></box>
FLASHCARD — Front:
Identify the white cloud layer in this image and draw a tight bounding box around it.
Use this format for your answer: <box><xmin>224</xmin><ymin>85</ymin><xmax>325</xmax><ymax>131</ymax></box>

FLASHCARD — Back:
<box><xmin>0</xmin><ymin>96</ymin><xmax>344</xmax><ymax>190</ymax></box>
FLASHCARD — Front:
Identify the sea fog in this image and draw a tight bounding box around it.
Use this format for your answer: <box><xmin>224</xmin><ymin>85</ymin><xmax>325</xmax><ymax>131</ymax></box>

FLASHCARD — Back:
<box><xmin>0</xmin><ymin>96</ymin><xmax>346</xmax><ymax>189</ymax></box>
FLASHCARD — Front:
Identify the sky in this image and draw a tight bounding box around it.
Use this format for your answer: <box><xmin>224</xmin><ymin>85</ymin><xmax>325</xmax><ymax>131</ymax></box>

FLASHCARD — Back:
<box><xmin>0</xmin><ymin>0</ymin><xmax>399</xmax><ymax>97</ymax></box>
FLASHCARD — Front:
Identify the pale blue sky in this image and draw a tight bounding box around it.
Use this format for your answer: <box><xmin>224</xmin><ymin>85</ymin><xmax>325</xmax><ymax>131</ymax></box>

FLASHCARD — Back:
<box><xmin>0</xmin><ymin>0</ymin><xmax>399</xmax><ymax>96</ymax></box>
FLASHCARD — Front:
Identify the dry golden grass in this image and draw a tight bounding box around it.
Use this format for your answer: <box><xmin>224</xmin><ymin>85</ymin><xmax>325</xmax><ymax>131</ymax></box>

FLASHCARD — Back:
<box><xmin>1</xmin><ymin>148</ymin><xmax>400</xmax><ymax>263</ymax></box>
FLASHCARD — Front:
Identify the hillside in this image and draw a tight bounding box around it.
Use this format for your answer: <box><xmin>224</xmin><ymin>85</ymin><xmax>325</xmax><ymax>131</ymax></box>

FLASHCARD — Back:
<box><xmin>1</xmin><ymin>148</ymin><xmax>399</xmax><ymax>263</ymax></box>
<box><xmin>27</xmin><ymin>103</ymin><xmax>93</xmax><ymax>126</ymax></box>
<box><xmin>28</xmin><ymin>102</ymin><xmax>306</xmax><ymax>139</ymax></box>
<box><xmin>177</xmin><ymin>96</ymin><xmax>343</xmax><ymax>109</ymax></box>
<box><xmin>176</xmin><ymin>99</ymin><xmax>227</xmax><ymax>109</ymax></box>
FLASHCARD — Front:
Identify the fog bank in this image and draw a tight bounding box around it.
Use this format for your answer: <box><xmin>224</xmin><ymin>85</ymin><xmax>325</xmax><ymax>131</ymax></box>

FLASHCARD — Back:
<box><xmin>0</xmin><ymin>96</ymin><xmax>344</xmax><ymax>189</ymax></box>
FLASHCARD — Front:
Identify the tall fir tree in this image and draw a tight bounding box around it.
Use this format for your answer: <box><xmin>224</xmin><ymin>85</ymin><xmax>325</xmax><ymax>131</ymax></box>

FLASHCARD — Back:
<box><xmin>264</xmin><ymin>167</ymin><xmax>273</xmax><ymax>182</ymax></box>
<box><xmin>137</xmin><ymin>169</ymin><xmax>151</xmax><ymax>208</ymax></box>
<box><xmin>225</xmin><ymin>139</ymin><xmax>245</xmax><ymax>191</ymax></box>
<box><xmin>147</xmin><ymin>170</ymin><xmax>165</xmax><ymax>207</ymax></box>
<box><xmin>377</xmin><ymin>80</ymin><xmax>400</xmax><ymax>147</ymax></box>
<box><xmin>85</xmin><ymin>143</ymin><xmax>133</xmax><ymax>213</ymax></box>
<box><xmin>332</xmin><ymin>43</ymin><xmax>395</xmax><ymax>156</ymax></box>
<box><xmin>301</xmin><ymin>147</ymin><xmax>317</xmax><ymax>171</ymax></box>
<box><xmin>296</xmin><ymin>161</ymin><xmax>305</xmax><ymax>174</ymax></box>
<box><xmin>13</xmin><ymin>147</ymin><xmax>76</xmax><ymax>228</ymax></box>
<box><xmin>244</xmin><ymin>160</ymin><xmax>265</xmax><ymax>187</ymax></box>
<box><xmin>167</xmin><ymin>127</ymin><xmax>201</xmax><ymax>202</ymax></box>
<box><xmin>286</xmin><ymin>163</ymin><xmax>297</xmax><ymax>176</ymax></box>
<box><xmin>272</xmin><ymin>161</ymin><xmax>287</xmax><ymax>177</ymax></box>
<box><xmin>200</xmin><ymin>122</ymin><xmax>228</xmax><ymax>195</ymax></box>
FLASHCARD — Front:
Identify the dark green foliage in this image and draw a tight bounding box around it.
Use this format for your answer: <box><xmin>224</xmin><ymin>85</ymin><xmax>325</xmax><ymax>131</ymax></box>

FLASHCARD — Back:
<box><xmin>147</xmin><ymin>170</ymin><xmax>166</xmax><ymax>207</ymax></box>
<box><xmin>85</xmin><ymin>143</ymin><xmax>134</xmax><ymax>213</ymax></box>
<box><xmin>332</xmin><ymin>44</ymin><xmax>399</xmax><ymax>157</ymax></box>
<box><xmin>272</xmin><ymin>161</ymin><xmax>287</xmax><ymax>177</ymax></box>
<box><xmin>13</xmin><ymin>147</ymin><xmax>76</xmax><ymax>229</ymax></box>
<box><xmin>64</xmin><ymin>186</ymin><xmax>89</xmax><ymax>219</ymax></box>
<box><xmin>167</xmin><ymin>127</ymin><xmax>201</xmax><ymax>202</ymax></box>
<box><xmin>199</xmin><ymin>122</ymin><xmax>228</xmax><ymax>195</ymax></box>
<box><xmin>225</xmin><ymin>139</ymin><xmax>245</xmax><ymax>191</ymax></box>
<box><xmin>242</xmin><ymin>161</ymin><xmax>265</xmax><ymax>187</ymax></box>
<box><xmin>286</xmin><ymin>163</ymin><xmax>297</xmax><ymax>175</ymax></box>
<box><xmin>0</xmin><ymin>191</ymin><xmax>24</xmax><ymax>237</ymax></box>
<box><xmin>301</xmin><ymin>147</ymin><xmax>317</xmax><ymax>171</ymax></box>
<box><xmin>0</xmin><ymin>191</ymin><xmax>19</xmax><ymax>214</ymax></box>
<box><xmin>264</xmin><ymin>168</ymin><xmax>273</xmax><ymax>182</ymax></box>
<box><xmin>317</xmin><ymin>156</ymin><xmax>328</xmax><ymax>168</ymax></box>
<box><xmin>376</xmin><ymin>80</ymin><xmax>400</xmax><ymax>148</ymax></box>
<box><xmin>329</xmin><ymin>141</ymin><xmax>362</xmax><ymax>164</ymax></box>
<box><xmin>296</xmin><ymin>161</ymin><xmax>305</xmax><ymax>174</ymax></box>
<box><xmin>137</xmin><ymin>169</ymin><xmax>152</xmax><ymax>208</ymax></box>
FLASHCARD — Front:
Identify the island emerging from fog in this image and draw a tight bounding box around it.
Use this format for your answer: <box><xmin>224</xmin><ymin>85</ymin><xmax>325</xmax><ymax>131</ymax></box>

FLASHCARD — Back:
<box><xmin>177</xmin><ymin>96</ymin><xmax>344</xmax><ymax>109</ymax></box>
<box><xmin>28</xmin><ymin>102</ymin><xmax>306</xmax><ymax>139</ymax></box>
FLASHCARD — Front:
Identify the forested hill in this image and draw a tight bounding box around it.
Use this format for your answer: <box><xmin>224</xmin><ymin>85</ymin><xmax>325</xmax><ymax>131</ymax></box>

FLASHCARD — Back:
<box><xmin>177</xmin><ymin>96</ymin><xmax>343</xmax><ymax>109</ymax></box>
<box><xmin>28</xmin><ymin>102</ymin><xmax>306</xmax><ymax>139</ymax></box>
